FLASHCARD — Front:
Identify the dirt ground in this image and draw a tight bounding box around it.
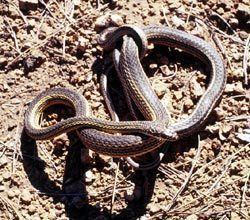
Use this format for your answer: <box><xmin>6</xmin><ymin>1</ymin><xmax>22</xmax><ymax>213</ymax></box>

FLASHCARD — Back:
<box><xmin>0</xmin><ymin>0</ymin><xmax>249</xmax><ymax>219</ymax></box>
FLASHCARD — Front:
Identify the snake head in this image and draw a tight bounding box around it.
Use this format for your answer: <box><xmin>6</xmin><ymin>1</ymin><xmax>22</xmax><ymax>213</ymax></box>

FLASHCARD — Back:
<box><xmin>149</xmin><ymin>122</ymin><xmax>178</xmax><ymax>141</ymax></box>
<box><xmin>162</xmin><ymin>128</ymin><xmax>179</xmax><ymax>141</ymax></box>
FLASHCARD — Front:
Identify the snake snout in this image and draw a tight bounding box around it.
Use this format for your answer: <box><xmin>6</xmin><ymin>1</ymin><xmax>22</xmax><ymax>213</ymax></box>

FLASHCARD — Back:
<box><xmin>162</xmin><ymin>128</ymin><xmax>178</xmax><ymax>141</ymax></box>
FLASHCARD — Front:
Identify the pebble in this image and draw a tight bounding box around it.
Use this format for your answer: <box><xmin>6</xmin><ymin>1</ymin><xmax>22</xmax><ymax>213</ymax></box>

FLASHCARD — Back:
<box><xmin>149</xmin><ymin>63</ymin><xmax>158</xmax><ymax>69</ymax></box>
<box><xmin>184</xmin><ymin>98</ymin><xmax>194</xmax><ymax>109</ymax></box>
<box><xmin>172</xmin><ymin>15</ymin><xmax>185</xmax><ymax>28</ymax></box>
<box><xmin>94</xmin><ymin>14</ymin><xmax>109</xmax><ymax>29</ymax></box>
<box><xmin>19</xmin><ymin>0</ymin><xmax>38</xmax><ymax>11</ymax></box>
<box><xmin>7</xmin><ymin>190</ymin><xmax>15</xmax><ymax>198</ymax></box>
<box><xmin>110</xmin><ymin>14</ymin><xmax>124</xmax><ymax>26</ymax></box>
<box><xmin>169</xmin><ymin>2</ymin><xmax>181</xmax><ymax>10</ymax></box>
<box><xmin>0</xmin><ymin>185</ymin><xmax>5</xmax><ymax>192</ymax></box>
<box><xmin>225</xmin><ymin>82</ymin><xmax>244</xmax><ymax>93</ymax></box>
<box><xmin>85</xmin><ymin>73</ymin><xmax>93</xmax><ymax>82</ymax></box>
<box><xmin>148</xmin><ymin>203</ymin><xmax>161</xmax><ymax>214</ymax></box>
<box><xmin>0</xmin><ymin>57</ymin><xmax>7</xmax><ymax>67</ymax></box>
<box><xmin>225</xmin><ymin>83</ymin><xmax>234</xmax><ymax>92</ymax></box>
<box><xmin>192</xmin><ymin>79</ymin><xmax>204</xmax><ymax>97</ymax></box>
<box><xmin>186</xmin><ymin>214</ymin><xmax>198</xmax><ymax>220</ymax></box>
<box><xmin>157</xmin><ymin>193</ymin><xmax>166</xmax><ymax>202</ymax></box>
<box><xmin>21</xmin><ymin>189</ymin><xmax>32</xmax><ymax>204</ymax></box>
<box><xmin>77</xmin><ymin>36</ymin><xmax>88</xmax><ymax>52</ymax></box>
<box><xmin>232</xmin><ymin>53</ymin><xmax>241</xmax><ymax>61</ymax></box>
<box><xmin>153</xmin><ymin>81</ymin><xmax>167</xmax><ymax>97</ymax></box>
<box><xmin>2</xmin><ymin>172</ymin><xmax>11</xmax><ymax>180</ymax></box>
<box><xmin>229</xmin><ymin>18</ymin><xmax>239</xmax><ymax>28</ymax></box>
<box><xmin>0</xmin><ymin>155</ymin><xmax>8</xmax><ymax>167</ymax></box>
<box><xmin>85</xmin><ymin>170</ymin><xmax>94</xmax><ymax>183</ymax></box>
<box><xmin>28</xmin><ymin>204</ymin><xmax>36</xmax><ymax>214</ymax></box>
<box><xmin>91</xmin><ymin>101</ymin><xmax>101</xmax><ymax>108</ymax></box>
<box><xmin>174</xmin><ymin>91</ymin><xmax>183</xmax><ymax>100</ymax></box>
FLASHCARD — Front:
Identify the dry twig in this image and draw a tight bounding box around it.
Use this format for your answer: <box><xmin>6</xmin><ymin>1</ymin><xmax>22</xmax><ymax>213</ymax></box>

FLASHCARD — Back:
<box><xmin>0</xmin><ymin>193</ymin><xmax>24</xmax><ymax>220</ymax></box>
<box><xmin>110</xmin><ymin>162</ymin><xmax>120</xmax><ymax>214</ymax></box>
<box><xmin>243</xmin><ymin>35</ymin><xmax>250</xmax><ymax>85</ymax></box>
<box><xmin>165</xmin><ymin>135</ymin><xmax>202</xmax><ymax>211</ymax></box>
<box><xmin>241</xmin><ymin>172</ymin><xmax>250</xmax><ymax>209</ymax></box>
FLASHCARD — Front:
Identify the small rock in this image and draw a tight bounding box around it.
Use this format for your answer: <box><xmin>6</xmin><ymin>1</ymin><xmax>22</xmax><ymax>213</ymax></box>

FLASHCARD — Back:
<box><xmin>110</xmin><ymin>14</ymin><xmax>124</xmax><ymax>26</ymax></box>
<box><xmin>184</xmin><ymin>98</ymin><xmax>194</xmax><ymax>109</ymax></box>
<box><xmin>7</xmin><ymin>190</ymin><xmax>15</xmax><ymax>198</ymax></box>
<box><xmin>0</xmin><ymin>185</ymin><xmax>5</xmax><ymax>192</ymax></box>
<box><xmin>19</xmin><ymin>0</ymin><xmax>38</xmax><ymax>11</ymax></box>
<box><xmin>231</xmin><ymin>212</ymin><xmax>241</xmax><ymax>220</ymax></box>
<box><xmin>0</xmin><ymin>57</ymin><xmax>7</xmax><ymax>67</ymax></box>
<box><xmin>174</xmin><ymin>91</ymin><xmax>183</xmax><ymax>100</ymax></box>
<box><xmin>2</xmin><ymin>172</ymin><xmax>11</xmax><ymax>180</ymax></box>
<box><xmin>94</xmin><ymin>14</ymin><xmax>109</xmax><ymax>29</ymax></box>
<box><xmin>73</xmin><ymin>0</ymin><xmax>81</xmax><ymax>6</ymax></box>
<box><xmin>232</xmin><ymin>68</ymin><xmax>243</xmax><ymax>78</ymax></box>
<box><xmin>229</xmin><ymin>18</ymin><xmax>239</xmax><ymax>28</ymax></box>
<box><xmin>192</xmin><ymin>79</ymin><xmax>204</xmax><ymax>97</ymax></box>
<box><xmin>157</xmin><ymin>193</ymin><xmax>166</xmax><ymax>202</ymax></box>
<box><xmin>153</xmin><ymin>81</ymin><xmax>167</xmax><ymax>97</ymax></box>
<box><xmin>149</xmin><ymin>203</ymin><xmax>161</xmax><ymax>214</ymax></box>
<box><xmin>85</xmin><ymin>73</ymin><xmax>93</xmax><ymax>82</ymax></box>
<box><xmin>233</xmin><ymin>53</ymin><xmax>241</xmax><ymax>61</ymax></box>
<box><xmin>225</xmin><ymin>83</ymin><xmax>234</xmax><ymax>92</ymax></box>
<box><xmin>186</xmin><ymin>214</ymin><xmax>198</xmax><ymax>220</ymax></box>
<box><xmin>169</xmin><ymin>2</ymin><xmax>181</xmax><ymax>10</ymax></box>
<box><xmin>28</xmin><ymin>205</ymin><xmax>36</xmax><ymax>214</ymax></box>
<box><xmin>48</xmin><ymin>210</ymin><xmax>57</xmax><ymax>219</ymax></box>
<box><xmin>234</xmin><ymin>82</ymin><xmax>244</xmax><ymax>93</ymax></box>
<box><xmin>149</xmin><ymin>63</ymin><xmax>158</xmax><ymax>69</ymax></box>
<box><xmin>172</xmin><ymin>15</ymin><xmax>185</xmax><ymax>28</ymax></box>
<box><xmin>77</xmin><ymin>36</ymin><xmax>88</xmax><ymax>52</ymax></box>
<box><xmin>21</xmin><ymin>189</ymin><xmax>32</xmax><ymax>204</ymax></box>
<box><xmin>0</xmin><ymin>155</ymin><xmax>8</xmax><ymax>167</ymax></box>
<box><xmin>91</xmin><ymin>101</ymin><xmax>101</xmax><ymax>108</ymax></box>
<box><xmin>85</xmin><ymin>170</ymin><xmax>94</xmax><ymax>183</ymax></box>
<box><xmin>220</xmin><ymin>124</ymin><xmax>233</xmax><ymax>135</ymax></box>
<box><xmin>216</xmin><ymin>7</ymin><xmax>224</xmax><ymax>15</ymax></box>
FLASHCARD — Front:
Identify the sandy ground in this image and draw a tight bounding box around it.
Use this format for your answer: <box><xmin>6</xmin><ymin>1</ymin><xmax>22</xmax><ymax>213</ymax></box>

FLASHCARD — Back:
<box><xmin>0</xmin><ymin>0</ymin><xmax>249</xmax><ymax>219</ymax></box>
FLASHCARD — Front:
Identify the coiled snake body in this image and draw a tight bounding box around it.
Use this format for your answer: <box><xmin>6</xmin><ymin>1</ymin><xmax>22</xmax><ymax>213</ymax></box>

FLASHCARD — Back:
<box><xmin>24</xmin><ymin>25</ymin><xmax>226</xmax><ymax>158</ymax></box>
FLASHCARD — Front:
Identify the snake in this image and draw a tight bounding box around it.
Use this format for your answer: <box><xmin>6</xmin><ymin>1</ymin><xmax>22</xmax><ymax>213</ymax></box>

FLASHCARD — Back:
<box><xmin>24</xmin><ymin>25</ymin><xmax>226</xmax><ymax>159</ymax></box>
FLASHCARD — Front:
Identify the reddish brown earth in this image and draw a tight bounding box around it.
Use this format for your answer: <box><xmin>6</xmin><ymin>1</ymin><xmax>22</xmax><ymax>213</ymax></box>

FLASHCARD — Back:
<box><xmin>0</xmin><ymin>0</ymin><xmax>249</xmax><ymax>219</ymax></box>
